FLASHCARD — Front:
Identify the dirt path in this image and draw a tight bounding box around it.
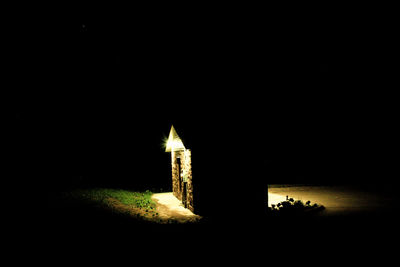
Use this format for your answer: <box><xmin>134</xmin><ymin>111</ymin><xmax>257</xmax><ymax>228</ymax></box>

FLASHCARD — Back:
<box><xmin>269</xmin><ymin>185</ymin><xmax>395</xmax><ymax>216</ymax></box>
<box><xmin>151</xmin><ymin>193</ymin><xmax>201</xmax><ymax>223</ymax></box>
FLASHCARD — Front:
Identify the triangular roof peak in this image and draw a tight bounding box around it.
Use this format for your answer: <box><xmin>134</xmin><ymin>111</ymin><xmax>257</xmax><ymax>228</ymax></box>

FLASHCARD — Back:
<box><xmin>165</xmin><ymin>125</ymin><xmax>186</xmax><ymax>152</ymax></box>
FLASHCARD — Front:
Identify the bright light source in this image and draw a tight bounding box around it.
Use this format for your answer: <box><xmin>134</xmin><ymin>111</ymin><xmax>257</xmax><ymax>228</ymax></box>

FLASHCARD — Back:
<box><xmin>165</xmin><ymin>125</ymin><xmax>185</xmax><ymax>152</ymax></box>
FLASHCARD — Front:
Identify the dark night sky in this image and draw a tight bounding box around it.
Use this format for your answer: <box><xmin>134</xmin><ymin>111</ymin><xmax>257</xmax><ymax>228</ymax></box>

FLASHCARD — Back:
<box><xmin>12</xmin><ymin>3</ymin><xmax>398</xmax><ymax>190</ymax></box>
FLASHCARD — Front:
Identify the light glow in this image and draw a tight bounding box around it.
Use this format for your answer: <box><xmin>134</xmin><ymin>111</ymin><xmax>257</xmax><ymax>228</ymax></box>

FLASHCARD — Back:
<box><xmin>165</xmin><ymin>125</ymin><xmax>185</xmax><ymax>152</ymax></box>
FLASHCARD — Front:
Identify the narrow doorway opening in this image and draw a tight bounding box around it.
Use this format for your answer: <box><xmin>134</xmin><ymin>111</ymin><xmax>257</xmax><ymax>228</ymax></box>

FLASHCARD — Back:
<box><xmin>176</xmin><ymin>156</ymin><xmax>187</xmax><ymax>208</ymax></box>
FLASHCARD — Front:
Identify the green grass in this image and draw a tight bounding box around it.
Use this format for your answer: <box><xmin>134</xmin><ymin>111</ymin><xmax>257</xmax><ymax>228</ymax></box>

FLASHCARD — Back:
<box><xmin>63</xmin><ymin>188</ymin><xmax>157</xmax><ymax>218</ymax></box>
<box><xmin>58</xmin><ymin>188</ymin><xmax>201</xmax><ymax>224</ymax></box>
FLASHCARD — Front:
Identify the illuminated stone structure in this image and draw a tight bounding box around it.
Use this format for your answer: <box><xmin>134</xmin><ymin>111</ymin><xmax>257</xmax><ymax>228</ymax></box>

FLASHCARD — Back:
<box><xmin>166</xmin><ymin>126</ymin><xmax>194</xmax><ymax>212</ymax></box>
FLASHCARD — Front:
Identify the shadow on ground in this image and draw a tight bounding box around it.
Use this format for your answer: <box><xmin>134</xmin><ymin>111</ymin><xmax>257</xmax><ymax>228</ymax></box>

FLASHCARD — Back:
<box><xmin>43</xmin><ymin>184</ymin><xmax>399</xmax><ymax>263</ymax></box>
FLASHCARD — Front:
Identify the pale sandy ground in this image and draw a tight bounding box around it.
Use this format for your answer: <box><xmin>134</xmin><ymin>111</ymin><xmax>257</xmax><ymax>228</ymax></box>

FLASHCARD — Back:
<box><xmin>268</xmin><ymin>185</ymin><xmax>395</xmax><ymax>216</ymax></box>
<box><xmin>151</xmin><ymin>193</ymin><xmax>201</xmax><ymax>223</ymax></box>
<box><xmin>268</xmin><ymin>192</ymin><xmax>287</xmax><ymax>207</ymax></box>
<box><xmin>153</xmin><ymin>186</ymin><xmax>395</xmax><ymax>221</ymax></box>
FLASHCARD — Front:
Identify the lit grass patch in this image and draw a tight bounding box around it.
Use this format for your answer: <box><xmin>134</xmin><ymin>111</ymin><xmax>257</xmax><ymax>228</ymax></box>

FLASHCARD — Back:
<box><xmin>64</xmin><ymin>188</ymin><xmax>158</xmax><ymax>220</ymax></box>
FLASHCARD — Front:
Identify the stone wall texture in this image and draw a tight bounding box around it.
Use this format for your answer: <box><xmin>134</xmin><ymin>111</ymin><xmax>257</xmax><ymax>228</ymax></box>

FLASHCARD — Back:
<box><xmin>171</xmin><ymin>149</ymin><xmax>194</xmax><ymax>213</ymax></box>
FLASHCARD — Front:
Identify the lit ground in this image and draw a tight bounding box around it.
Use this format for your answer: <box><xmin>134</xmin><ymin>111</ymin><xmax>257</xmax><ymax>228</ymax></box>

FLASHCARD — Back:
<box><xmin>268</xmin><ymin>192</ymin><xmax>287</xmax><ymax>207</ymax></box>
<box><xmin>151</xmin><ymin>192</ymin><xmax>201</xmax><ymax>223</ymax></box>
<box><xmin>151</xmin><ymin>186</ymin><xmax>395</xmax><ymax>221</ymax></box>
<box><xmin>268</xmin><ymin>185</ymin><xmax>395</xmax><ymax>216</ymax></box>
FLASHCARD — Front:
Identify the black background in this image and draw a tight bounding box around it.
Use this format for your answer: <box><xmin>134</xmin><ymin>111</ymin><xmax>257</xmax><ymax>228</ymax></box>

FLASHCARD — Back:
<box><xmin>8</xmin><ymin>3</ymin><xmax>399</xmax><ymax>263</ymax></box>
<box><xmin>11</xmin><ymin>3</ymin><xmax>398</xmax><ymax>195</ymax></box>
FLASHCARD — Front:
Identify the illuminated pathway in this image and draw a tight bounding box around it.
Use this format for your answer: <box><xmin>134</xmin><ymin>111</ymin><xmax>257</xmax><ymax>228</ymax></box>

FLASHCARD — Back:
<box><xmin>152</xmin><ymin>186</ymin><xmax>394</xmax><ymax>221</ymax></box>
<box><xmin>268</xmin><ymin>185</ymin><xmax>395</xmax><ymax>216</ymax></box>
<box><xmin>268</xmin><ymin>192</ymin><xmax>287</xmax><ymax>207</ymax></box>
<box><xmin>151</xmin><ymin>193</ymin><xmax>201</xmax><ymax>223</ymax></box>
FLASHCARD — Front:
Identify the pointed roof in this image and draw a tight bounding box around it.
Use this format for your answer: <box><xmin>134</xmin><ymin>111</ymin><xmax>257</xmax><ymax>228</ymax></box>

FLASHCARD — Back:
<box><xmin>165</xmin><ymin>125</ymin><xmax>186</xmax><ymax>152</ymax></box>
